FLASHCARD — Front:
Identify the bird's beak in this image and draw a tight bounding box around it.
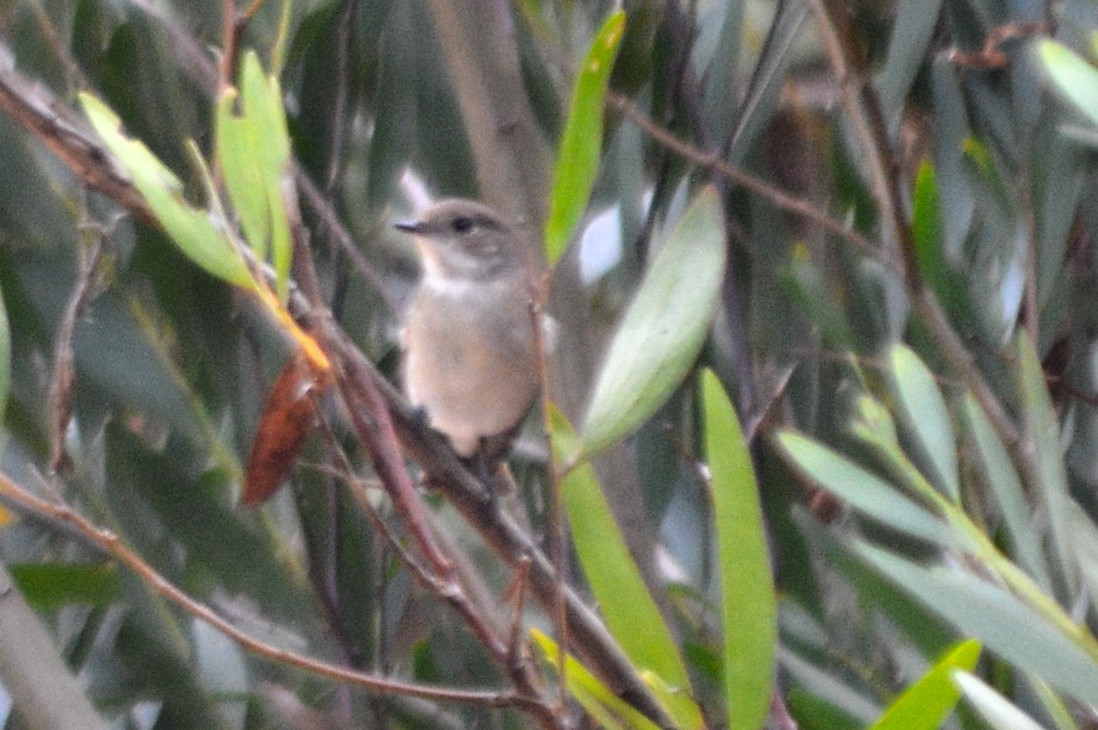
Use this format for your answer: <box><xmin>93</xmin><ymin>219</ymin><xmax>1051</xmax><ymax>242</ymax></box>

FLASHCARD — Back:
<box><xmin>394</xmin><ymin>220</ymin><xmax>422</xmax><ymax>234</ymax></box>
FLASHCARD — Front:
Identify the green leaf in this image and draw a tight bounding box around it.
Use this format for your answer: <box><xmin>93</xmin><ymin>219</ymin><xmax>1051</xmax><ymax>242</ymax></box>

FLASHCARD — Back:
<box><xmin>701</xmin><ymin>370</ymin><xmax>776</xmax><ymax>730</ymax></box>
<box><xmin>888</xmin><ymin>344</ymin><xmax>959</xmax><ymax>500</ymax></box>
<box><xmin>870</xmin><ymin>639</ymin><xmax>981</xmax><ymax>730</ymax></box>
<box><xmin>79</xmin><ymin>93</ymin><xmax>256</xmax><ymax>291</ymax></box>
<box><xmin>580</xmin><ymin>187</ymin><xmax>726</xmax><ymax>457</ymax></box>
<box><xmin>782</xmin><ymin>243</ymin><xmax>855</xmax><ymax>347</ymax></box>
<box><xmin>774</xmin><ymin>430</ymin><xmax>950</xmax><ymax>545</ymax></box>
<box><xmin>851</xmin><ymin>540</ymin><xmax>1098</xmax><ymax>707</ymax></box>
<box><xmin>217</xmin><ymin>51</ymin><xmax>293</xmax><ymax>302</ymax></box>
<box><xmin>1015</xmin><ymin>332</ymin><xmax>1077</xmax><ymax>598</ymax></box>
<box><xmin>10</xmin><ymin>563</ymin><xmax>122</xmax><ymax>610</ymax></box>
<box><xmin>1068</xmin><ymin>499</ymin><xmax>1098</xmax><ymax>612</ymax></box>
<box><xmin>1037</xmin><ymin>38</ymin><xmax>1098</xmax><ymax>128</ymax></box>
<box><xmin>874</xmin><ymin>0</ymin><xmax>944</xmax><ymax>114</ymax></box>
<box><xmin>544</xmin><ymin>10</ymin><xmax>625</xmax><ymax>264</ymax></box>
<box><xmin>952</xmin><ymin>671</ymin><xmax>1045</xmax><ymax>730</ymax></box>
<box><xmin>911</xmin><ymin>161</ymin><xmax>943</xmax><ymax>283</ymax></box>
<box><xmin>911</xmin><ymin>161</ymin><xmax>968</xmax><ymax>319</ymax></box>
<box><xmin>216</xmin><ymin>92</ymin><xmax>268</xmax><ymax>256</ymax></box>
<box><xmin>959</xmin><ymin>393</ymin><xmax>1052</xmax><ymax>591</ymax></box>
<box><xmin>700</xmin><ymin>0</ymin><xmax>745</xmax><ymax>146</ymax></box>
<box><xmin>530</xmin><ymin>629</ymin><xmax>661</xmax><ymax>730</ymax></box>
<box><xmin>550</xmin><ymin>407</ymin><xmax>702</xmax><ymax>729</ymax></box>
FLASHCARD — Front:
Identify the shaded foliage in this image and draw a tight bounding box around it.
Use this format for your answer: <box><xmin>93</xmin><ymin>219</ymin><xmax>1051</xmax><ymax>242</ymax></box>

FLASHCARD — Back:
<box><xmin>1</xmin><ymin>1</ymin><xmax>1098</xmax><ymax>729</ymax></box>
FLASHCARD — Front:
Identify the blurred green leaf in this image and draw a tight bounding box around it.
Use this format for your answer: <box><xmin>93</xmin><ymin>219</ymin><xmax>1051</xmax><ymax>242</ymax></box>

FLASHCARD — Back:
<box><xmin>870</xmin><ymin>639</ymin><xmax>981</xmax><ymax>730</ymax></box>
<box><xmin>1068</xmin><ymin>499</ymin><xmax>1098</xmax><ymax>612</ymax></box>
<box><xmin>544</xmin><ymin>10</ymin><xmax>625</xmax><ymax>264</ymax></box>
<box><xmin>1015</xmin><ymin>332</ymin><xmax>1077</xmax><ymax>599</ymax></box>
<box><xmin>961</xmin><ymin>137</ymin><xmax>1011</xmax><ymax>213</ymax></box>
<box><xmin>960</xmin><ymin>393</ymin><xmax>1052</xmax><ymax>591</ymax></box>
<box><xmin>851</xmin><ymin>540</ymin><xmax>1098</xmax><ymax>707</ymax></box>
<box><xmin>911</xmin><ymin>161</ymin><xmax>968</xmax><ymax>321</ymax></box>
<box><xmin>701</xmin><ymin>369</ymin><xmax>776</xmax><ymax>730</ymax></box>
<box><xmin>775</xmin><ymin>431</ymin><xmax>949</xmax><ymax>545</ymax></box>
<box><xmin>10</xmin><ymin>563</ymin><xmax>122</xmax><ymax>610</ymax></box>
<box><xmin>217</xmin><ymin>51</ymin><xmax>293</xmax><ymax>302</ymax></box>
<box><xmin>722</xmin><ymin>2</ymin><xmax>810</xmax><ymax>166</ymax></box>
<box><xmin>875</xmin><ymin>0</ymin><xmax>944</xmax><ymax>114</ymax></box>
<box><xmin>216</xmin><ymin>95</ymin><xmax>266</xmax><ymax>257</ymax></box>
<box><xmin>1037</xmin><ymin>38</ymin><xmax>1098</xmax><ymax>128</ymax></box>
<box><xmin>888</xmin><ymin>344</ymin><xmax>959</xmax><ymax>500</ymax></box>
<box><xmin>531</xmin><ymin>629</ymin><xmax>661</xmax><ymax>730</ymax></box>
<box><xmin>952</xmin><ymin>671</ymin><xmax>1045</xmax><ymax>730</ymax></box>
<box><xmin>783</xmin><ymin>243</ymin><xmax>854</xmax><ymax>347</ymax></box>
<box><xmin>365</xmin><ymin>0</ymin><xmax>416</xmax><ymax>219</ymax></box>
<box><xmin>580</xmin><ymin>186</ymin><xmax>726</xmax><ymax>457</ymax></box>
<box><xmin>849</xmin><ymin>392</ymin><xmax>900</xmax><ymax>450</ymax></box>
<box><xmin>79</xmin><ymin>93</ymin><xmax>256</xmax><ymax>291</ymax></box>
<box><xmin>550</xmin><ymin>406</ymin><xmax>702</xmax><ymax>729</ymax></box>
<box><xmin>700</xmin><ymin>0</ymin><xmax>744</xmax><ymax>146</ymax></box>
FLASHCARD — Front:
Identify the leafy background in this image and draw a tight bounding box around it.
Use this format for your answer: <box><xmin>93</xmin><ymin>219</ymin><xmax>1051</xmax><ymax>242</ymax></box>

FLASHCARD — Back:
<box><xmin>1</xmin><ymin>0</ymin><xmax>1098</xmax><ymax>728</ymax></box>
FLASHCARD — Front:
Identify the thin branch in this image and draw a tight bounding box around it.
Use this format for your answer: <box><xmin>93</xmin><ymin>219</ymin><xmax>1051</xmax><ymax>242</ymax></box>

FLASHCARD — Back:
<box><xmin>241</xmin><ymin>0</ymin><xmax>268</xmax><ymax>23</ymax></box>
<box><xmin>0</xmin><ymin>64</ymin><xmax>153</xmax><ymax>225</ymax></box>
<box><xmin>293</xmin><ymin>165</ymin><xmax>398</xmax><ymax>314</ymax></box>
<box><xmin>308</xmin><ymin>310</ymin><xmax>676</xmax><ymax>729</ymax></box>
<box><xmin>0</xmin><ymin>471</ymin><xmax>546</xmax><ymax>716</ymax></box>
<box><xmin>528</xmin><ymin>280</ymin><xmax>569</xmax><ymax>709</ymax></box>
<box><xmin>312</xmin><ymin>309</ymin><xmax>558</xmax><ymax>725</ymax></box>
<box><xmin>0</xmin><ymin>34</ymin><xmax>675</xmax><ymax>730</ymax></box>
<box><xmin>607</xmin><ymin>92</ymin><xmax>891</xmax><ymax>268</ymax></box>
<box><xmin>804</xmin><ymin>0</ymin><xmax>1021</xmax><ymax>455</ymax></box>
<box><xmin>48</xmin><ymin>218</ymin><xmax>107</xmax><ymax>474</ymax></box>
<box><xmin>218</xmin><ymin>0</ymin><xmax>260</xmax><ymax>92</ymax></box>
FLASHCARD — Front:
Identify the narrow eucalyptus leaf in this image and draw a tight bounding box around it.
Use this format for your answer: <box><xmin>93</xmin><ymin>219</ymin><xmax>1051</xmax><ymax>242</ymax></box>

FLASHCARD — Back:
<box><xmin>216</xmin><ymin>90</ymin><xmax>269</xmax><ymax>259</ymax></box>
<box><xmin>952</xmin><ymin>671</ymin><xmax>1045</xmax><ymax>730</ymax></box>
<box><xmin>581</xmin><ymin>187</ymin><xmax>726</xmax><ymax>457</ymax></box>
<box><xmin>960</xmin><ymin>393</ymin><xmax>1052</xmax><ymax>590</ymax></box>
<box><xmin>551</xmin><ymin>407</ymin><xmax>702</xmax><ymax>729</ymax></box>
<box><xmin>1015</xmin><ymin>332</ymin><xmax>1077</xmax><ymax>598</ymax></box>
<box><xmin>240</xmin><ymin>51</ymin><xmax>293</xmax><ymax>301</ymax></box>
<box><xmin>80</xmin><ymin>93</ymin><xmax>255</xmax><ymax>290</ymax></box>
<box><xmin>1037</xmin><ymin>39</ymin><xmax>1098</xmax><ymax>128</ymax></box>
<box><xmin>701</xmin><ymin>370</ymin><xmax>776</xmax><ymax>730</ymax></box>
<box><xmin>775</xmin><ymin>431</ymin><xmax>949</xmax><ymax>545</ymax></box>
<box><xmin>875</xmin><ymin>0</ymin><xmax>945</xmax><ymax>114</ymax></box>
<box><xmin>531</xmin><ymin>630</ymin><xmax>661</xmax><ymax>730</ymax></box>
<box><xmin>9</xmin><ymin>563</ymin><xmax>122</xmax><ymax>610</ymax></box>
<box><xmin>545</xmin><ymin>11</ymin><xmax>626</xmax><ymax>264</ymax></box>
<box><xmin>853</xmin><ymin>541</ymin><xmax>1098</xmax><ymax>707</ymax></box>
<box><xmin>889</xmin><ymin>344</ymin><xmax>959</xmax><ymax>500</ymax></box>
<box><xmin>870</xmin><ymin>640</ymin><xmax>981</xmax><ymax>730</ymax></box>
<box><xmin>1067</xmin><ymin>500</ymin><xmax>1098</xmax><ymax>611</ymax></box>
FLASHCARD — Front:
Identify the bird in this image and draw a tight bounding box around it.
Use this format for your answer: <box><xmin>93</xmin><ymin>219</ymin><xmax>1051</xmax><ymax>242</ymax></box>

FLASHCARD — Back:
<box><xmin>394</xmin><ymin>199</ymin><xmax>544</xmax><ymax>470</ymax></box>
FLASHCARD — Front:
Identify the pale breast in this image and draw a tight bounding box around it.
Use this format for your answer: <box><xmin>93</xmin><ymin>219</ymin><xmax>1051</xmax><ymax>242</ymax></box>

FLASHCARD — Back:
<box><xmin>402</xmin><ymin>280</ymin><xmax>539</xmax><ymax>456</ymax></box>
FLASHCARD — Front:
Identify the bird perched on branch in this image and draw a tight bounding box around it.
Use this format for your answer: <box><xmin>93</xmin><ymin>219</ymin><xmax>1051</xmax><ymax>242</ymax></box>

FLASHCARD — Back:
<box><xmin>395</xmin><ymin>199</ymin><xmax>546</xmax><ymax>471</ymax></box>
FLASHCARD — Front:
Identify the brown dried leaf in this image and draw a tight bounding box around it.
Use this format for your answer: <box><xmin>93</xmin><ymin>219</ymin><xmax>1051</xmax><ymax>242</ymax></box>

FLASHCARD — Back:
<box><xmin>243</xmin><ymin>356</ymin><xmax>326</xmax><ymax>506</ymax></box>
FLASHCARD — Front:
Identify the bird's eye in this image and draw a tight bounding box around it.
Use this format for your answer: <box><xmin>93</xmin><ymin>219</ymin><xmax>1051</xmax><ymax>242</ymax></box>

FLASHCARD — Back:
<box><xmin>451</xmin><ymin>216</ymin><xmax>475</xmax><ymax>234</ymax></box>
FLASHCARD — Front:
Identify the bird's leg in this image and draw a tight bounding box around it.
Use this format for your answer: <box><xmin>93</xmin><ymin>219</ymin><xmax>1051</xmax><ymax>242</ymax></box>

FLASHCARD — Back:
<box><xmin>473</xmin><ymin>438</ymin><xmax>499</xmax><ymax>514</ymax></box>
<box><xmin>409</xmin><ymin>405</ymin><xmax>431</xmax><ymax>430</ymax></box>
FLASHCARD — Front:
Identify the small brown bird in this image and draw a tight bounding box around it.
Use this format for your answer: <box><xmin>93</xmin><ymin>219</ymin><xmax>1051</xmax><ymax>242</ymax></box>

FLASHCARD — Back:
<box><xmin>395</xmin><ymin>199</ymin><xmax>542</xmax><ymax>465</ymax></box>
